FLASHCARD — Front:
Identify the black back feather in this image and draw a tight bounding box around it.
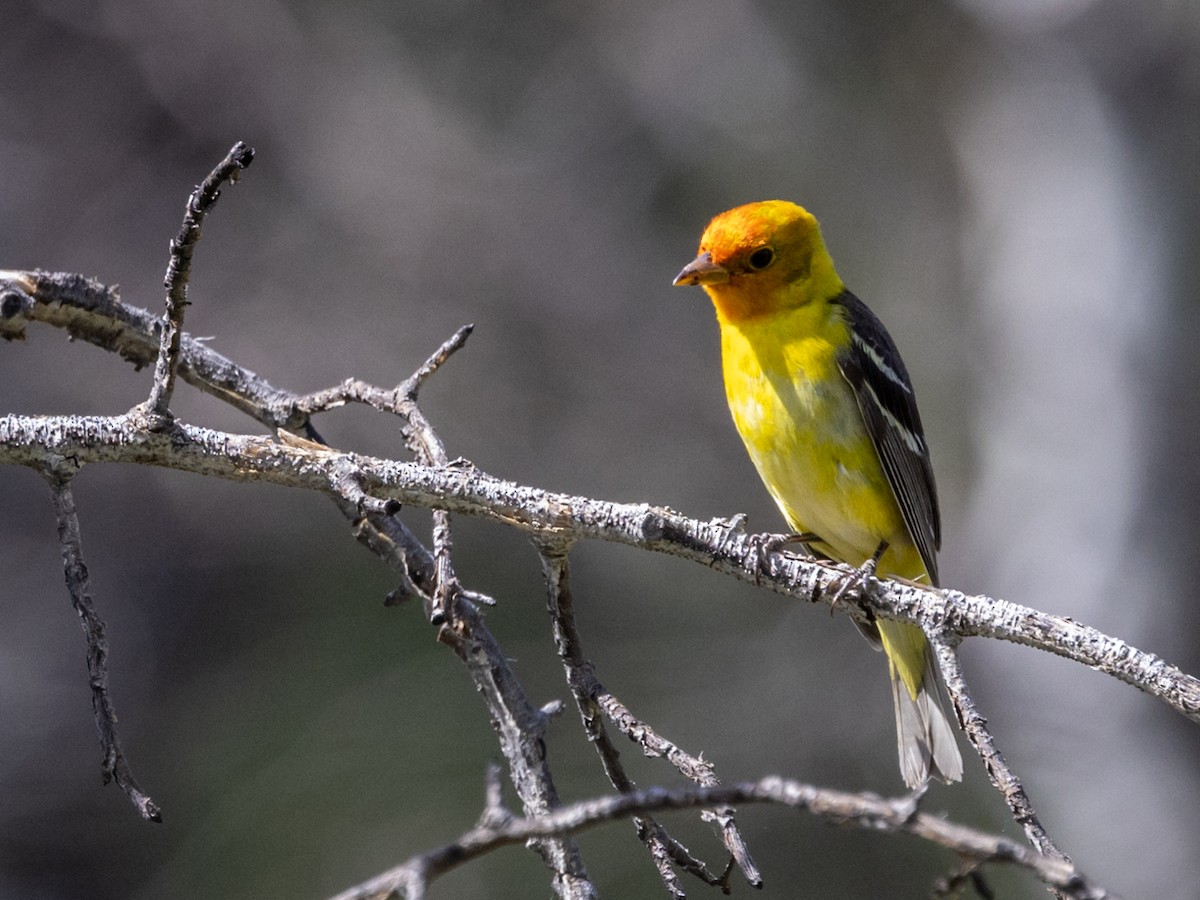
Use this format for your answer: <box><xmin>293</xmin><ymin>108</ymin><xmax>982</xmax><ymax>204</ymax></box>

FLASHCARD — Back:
<box><xmin>832</xmin><ymin>290</ymin><xmax>941</xmax><ymax>585</ymax></box>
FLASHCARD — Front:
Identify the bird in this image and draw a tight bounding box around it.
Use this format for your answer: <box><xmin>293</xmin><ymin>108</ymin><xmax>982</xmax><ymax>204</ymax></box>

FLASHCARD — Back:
<box><xmin>673</xmin><ymin>200</ymin><xmax>962</xmax><ymax>788</ymax></box>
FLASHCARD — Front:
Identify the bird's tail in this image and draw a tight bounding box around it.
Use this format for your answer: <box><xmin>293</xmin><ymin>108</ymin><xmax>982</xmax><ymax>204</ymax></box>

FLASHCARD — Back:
<box><xmin>877</xmin><ymin>620</ymin><xmax>963</xmax><ymax>788</ymax></box>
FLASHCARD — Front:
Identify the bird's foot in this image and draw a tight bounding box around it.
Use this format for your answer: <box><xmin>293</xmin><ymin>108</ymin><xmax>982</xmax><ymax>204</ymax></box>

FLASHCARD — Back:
<box><xmin>743</xmin><ymin>530</ymin><xmax>820</xmax><ymax>585</ymax></box>
<box><xmin>827</xmin><ymin>540</ymin><xmax>889</xmax><ymax>616</ymax></box>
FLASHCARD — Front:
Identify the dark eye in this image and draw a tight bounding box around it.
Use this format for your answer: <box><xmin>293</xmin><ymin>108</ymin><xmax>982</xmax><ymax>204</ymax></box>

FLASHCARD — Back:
<box><xmin>748</xmin><ymin>247</ymin><xmax>775</xmax><ymax>270</ymax></box>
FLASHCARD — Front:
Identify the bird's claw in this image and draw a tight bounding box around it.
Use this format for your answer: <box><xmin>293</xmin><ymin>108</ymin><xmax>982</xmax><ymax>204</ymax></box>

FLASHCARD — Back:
<box><xmin>717</xmin><ymin>512</ymin><xmax>749</xmax><ymax>533</ymax></box>
<box><xmin>743</xmin><ymin>530</ymin><xmax>820</xmax><ymax>585</ymax></box>
<box><xmin>713</xmin><ymin>513</ymin><xmax>750</xmax><ymax>561</ymax></box>
<box><xmin>827</xmin><ymin>540</ymin><xmax>888</xmax><ymax>617</ymax></box>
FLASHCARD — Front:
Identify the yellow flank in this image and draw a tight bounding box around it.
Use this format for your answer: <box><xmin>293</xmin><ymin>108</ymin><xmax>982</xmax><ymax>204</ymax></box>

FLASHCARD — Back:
<box><xmin>674</xmin><ymin>200</ymin><xmax>962</xmax><ymax>787</ymax></box>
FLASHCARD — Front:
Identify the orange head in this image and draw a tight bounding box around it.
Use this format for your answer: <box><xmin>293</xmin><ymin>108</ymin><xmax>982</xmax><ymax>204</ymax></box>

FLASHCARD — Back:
<box><xmin>673</xmin><ymin>200</ymin><xmax>844</xmax><ymax>324</ymax></box>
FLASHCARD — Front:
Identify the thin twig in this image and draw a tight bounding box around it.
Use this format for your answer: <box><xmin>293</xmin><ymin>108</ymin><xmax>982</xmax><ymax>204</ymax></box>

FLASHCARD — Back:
<box><xmin>930</xmin><ymin>636</ymin><xmax>1066</xmax><ymax>862</ymax></box>
<box><xmin>934</xmin><ymin>861</ymin><xmax>997</xmax><ymax>899</ymax></box>
<box><xmin>397</xmin><ymin>324</ymin><xmax>475</xmax><ymax>400</ymax></box>
<box><xmin>477</xmin><ymin>761</ymin><xmax>514</xmax><ymax>830</ymax></box>
<box><xmin>291</xmin><ymin>325</ymin><xmax>476</xmax><ymax>624</ymax></box>
<box><xmin>593</xmin><ymin>688</ymin><xmax>761</xmax><ymax>886</ymax></box>
<box><xmin>539</xmin><ymin>547</ymin><xmax>725</xmax><ymax>897</ymax></box>
<box><xmin>290</xmin><ymin>325</ymin><xmax>473</xmax><ymax>421</ymax></box>
<box><xmin>142</xmin><ymin>142</ymin><xmax>254</xmax><ymax>423</ymax></box>
<box><xmin>41</xmin><ymin>467</ymin><xmax>160</xmax><ymax>822</ymax></box>
<box><xmin>290</xmin><ymin>327</ymin><xmax>477</xmax><ymax>624</ymax></box>
<box><xmin>329</xmin><ymin>775</ymin><xmax>1109</xmax><ymax>900</ymax></box>
<box><xmin>393</xmin><ymin>326</ymin><xmax>473</xmax><ymax>625</ymax></box>
<box><xmin>432</xmin><ymin>590</ymin><xmax>595</xmax><ymax>898</ymax></box>
<box><xmin>318</xmin><ymin>450</ymin><xmax>433</xmax><ymax>606</ymax></box>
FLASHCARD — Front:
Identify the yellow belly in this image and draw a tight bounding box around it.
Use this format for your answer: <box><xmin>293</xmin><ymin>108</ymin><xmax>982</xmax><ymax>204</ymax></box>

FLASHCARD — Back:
<box><xmin>720</xmin><ymin>316</ymin><xmax>924</xmax><ymax>581</ymax></box>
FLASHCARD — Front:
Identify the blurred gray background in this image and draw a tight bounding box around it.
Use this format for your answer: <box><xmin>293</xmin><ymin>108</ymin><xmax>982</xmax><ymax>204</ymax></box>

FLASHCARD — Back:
<box><xmin>2</xmin><ymin>0</ymin><xmax>1199</xmax><ymax>897</ymax></box>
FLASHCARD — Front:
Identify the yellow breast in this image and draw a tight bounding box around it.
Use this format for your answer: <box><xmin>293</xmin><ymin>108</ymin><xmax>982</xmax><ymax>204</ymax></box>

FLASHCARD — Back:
<box><xmin>719</xmin><ymin>309</ymin><xmax>923</xmax><ymax>579</ymax></box>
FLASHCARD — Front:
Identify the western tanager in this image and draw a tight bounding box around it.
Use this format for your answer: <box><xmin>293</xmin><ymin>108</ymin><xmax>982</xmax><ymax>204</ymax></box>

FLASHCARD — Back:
<box><xmin>674</xmin><ymin>200</ymin><xmax>962</xmax><ymax>788</ymax></box>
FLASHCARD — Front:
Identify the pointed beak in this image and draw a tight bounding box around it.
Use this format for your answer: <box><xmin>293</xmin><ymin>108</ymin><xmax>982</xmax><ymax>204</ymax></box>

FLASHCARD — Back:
<box><xmin>673</xmin><ymin>252</ymin><xmax>730</xmax><ymax>287</ymax></box>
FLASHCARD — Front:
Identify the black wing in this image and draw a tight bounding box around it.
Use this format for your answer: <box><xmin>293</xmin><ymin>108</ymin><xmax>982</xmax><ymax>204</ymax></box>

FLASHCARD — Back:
<box><xmin>832</xmin><ymin>290</ymin><xmax>941</xmax><ymax>585</ymax></box>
